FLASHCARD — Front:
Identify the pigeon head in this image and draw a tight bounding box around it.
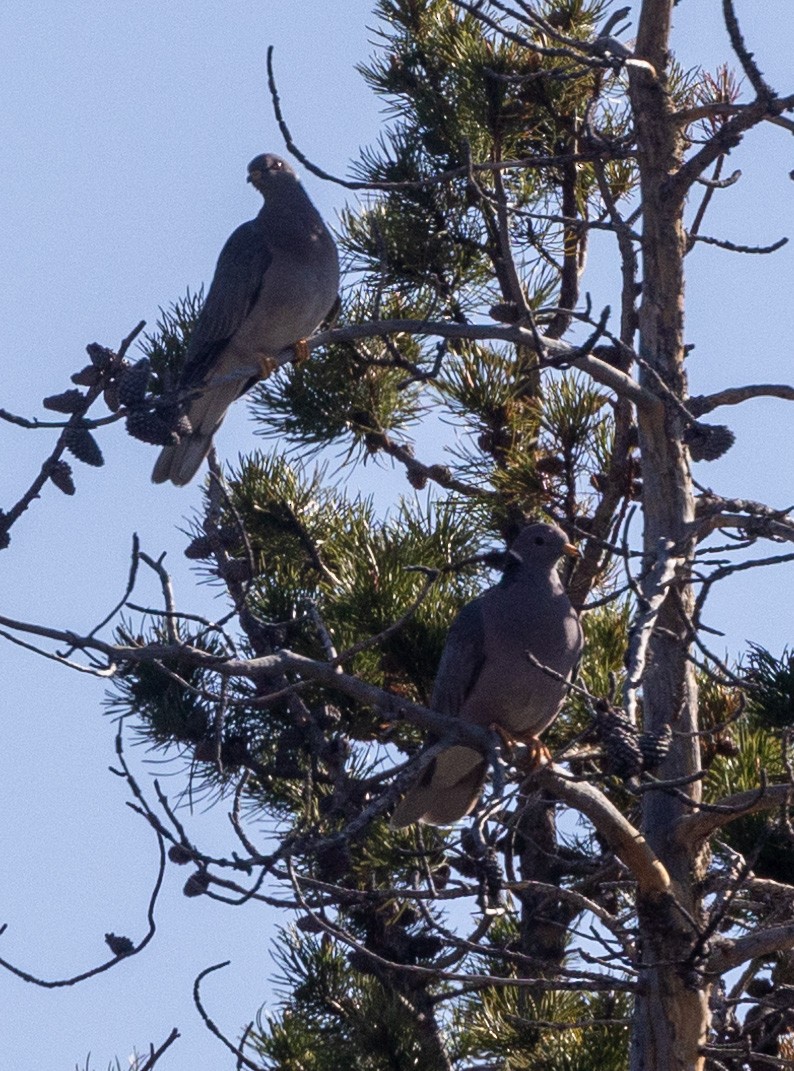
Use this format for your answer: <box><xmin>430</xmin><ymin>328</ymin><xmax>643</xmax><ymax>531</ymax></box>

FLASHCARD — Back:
<box><xmin>247</xmin><ymin>153</ymin><xmax>299</xmax><ymax>193</ymax></box>
<box><xmin>506</xmin><ymin>523</ymin><xmax>579</xmax><ymax>571</ymax></box>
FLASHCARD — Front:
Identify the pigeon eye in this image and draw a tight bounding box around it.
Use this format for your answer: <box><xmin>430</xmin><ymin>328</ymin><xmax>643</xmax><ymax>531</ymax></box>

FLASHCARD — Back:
<box><xmin>534</xmin><ymin>536</ymin><xmax>545</xmax><ymax>545</ymax></box>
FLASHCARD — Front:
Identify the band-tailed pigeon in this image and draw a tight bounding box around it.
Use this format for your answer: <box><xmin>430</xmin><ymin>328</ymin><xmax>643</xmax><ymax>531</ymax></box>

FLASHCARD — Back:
<box><xmin>152</xmin><ymin>153</ymin><xmax>339</xmax><ymax>486</ymax></box>
<box><xmin>391</xmin><ymin>523</ymin><xmax>583</xmax><ymax>827</ymax></box>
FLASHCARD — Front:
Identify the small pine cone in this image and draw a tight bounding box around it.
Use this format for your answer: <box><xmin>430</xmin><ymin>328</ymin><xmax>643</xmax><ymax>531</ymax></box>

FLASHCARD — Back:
<box><xmin>103</xmin><ymin>382</ymin><xmax>120</xmax><ymax>412</ymax></box>
<box><xmin>685</xmin><ymin>422</ymin><xmax>736</xmax><ymax>462</ymax></box>
<box><xmin>125</xmin><ymin>408</ymin><xmax>178</xmax><ymax>446</ymax></box>
<box><xmin>315</xmin><ymin>843</ymin><xmax>352</xmax><ymax>884</ymax></box>
<box><xmin>71</xmin><ymin>364</ymin><xmax>102</xmax><ymax>387</ymax></box>
<box><xmin>184</xmin><ymin>534</ymin><xmax>214</xmax><ymax>559</ymax></box>
<box><xmin>595</xmin><ymin>706</ymin><xmax>644</xmax><ymax>779</ymax></box>
<box><xmin>489</xmin><ymin>301</ymin><xmax>521</xmax><ymax>323</ymax></box>
<box><xmin>117</xmin><ymin>358</ymin><xmax>151</xmax><ymax>408</ymax></box>
<box><xmin>105</xmin><ymin>932</ymin><xmax>135</xmax><ymax>957</ymax></box>
<box><xmin>63</xmin><ymin>426</ymin><xmax>104</xmax><ymax>467</ymax></box>
<box><xmin>295</xmin><ymin>914</ymin><xmax>324</xmax><ymax>934</ymax></box>
<box><xmin>168</xmin><ymin>844</ymin><xmax>194</xmax><ymax>866</ymax></box>
<box><xmin>220</xmin><ymin>557</ymin><xmax>253</xmax><ymax>583</ymax></box>
<box><xmin>48</xmin><ymin>459</ymin><xmax>76</xmax><ymax>495</ymax></box>
<box><xmin>184</xmin><ymin>525</ymin><xmax>242</xmax><ymax>559</ymax></box>
<box><xmin>639</xmin><ymin>725</ymin><xmax>673</xmax><ymax>770</ymax></box>
<box><xmin>86</xmin><ymin>342</ymin><xmax>115</xmax><ymax>369</ymax></box>
<box><xmin>405</xmin><ymin>933</ymin><xmax>443</xmax><ymax>961</ymax></box>
<box><xmin>151</xmin><ymin>401</ymin><xmax>192</xmax><ymax>441</ymax></box>
<box><xmin>348</xmin><ymin>949</ymin><xmax>378</xmax><ymax>976</ymax></box>
<box><xmin>606</xmin><ymin>728</ymin><xmax>644</xmax><ymax>779</ymax></box>
<box><xmin>43</xmin><ymin>389</ymin><xmax>86</xmax><ymax>414</ymax></box>
<box><xmin>536</xmin><ymin>455</ymin><xmax>566</xmax><ymax>476</ymax></box>
<box><xmin>406</xmin><ymin>465</ymin><xmax>428</xmax><ymax>490</ymax></box>
<box><xmin>183</xmin><ymin>870</ymin><xmax>210</xmax><ymax>898</ymax></box>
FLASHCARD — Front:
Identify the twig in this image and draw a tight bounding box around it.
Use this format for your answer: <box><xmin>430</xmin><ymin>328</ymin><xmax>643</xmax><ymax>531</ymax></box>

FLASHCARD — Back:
<box><xmin>137</xmin><ymin>1028</ymin><xmax>181</xmax><ymax>1071</ymax></box>
<box><xmin>193</xmin><ymin>962</ymin><xmax>261</xmax><ymax>1071</ymax></box>
<box><xmin>688</xmin><ymin>383</ymin><xmax>794</xmax><ymax>417</ymax></box>
<box><xmin>689</xmin><ymin>233</ymin><xmax>788</xmax><ymax>256</ymax></box>
<box><xmin>0</xmin><ymin>825</ymin><xmax>165</xmax><ymax>988</ymax></box>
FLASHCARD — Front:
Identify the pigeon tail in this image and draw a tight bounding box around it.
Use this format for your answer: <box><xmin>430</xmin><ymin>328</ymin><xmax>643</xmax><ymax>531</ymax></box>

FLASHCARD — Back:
<box><xmin>390</xmin><ymin>746</ymin><xmax>487</xmax><ymax>828</ymax></box>
<box><xmin>151</xmin><ymin>374</ymin><xmax>243</xmax><ymax>485</ymax></box>
<box><xmin>152</xmin><ymin>433</ymin><xmax>214</xmax><ymax>486</ymax></box>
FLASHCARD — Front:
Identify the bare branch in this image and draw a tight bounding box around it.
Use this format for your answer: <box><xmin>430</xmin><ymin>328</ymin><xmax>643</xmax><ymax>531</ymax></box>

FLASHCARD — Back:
<box><xmin>689</xmin><ymin>383</ymin><xmax>794</xmax><ymax>416</ymax></box>
<box><xmin>193</xmin><ymin>962</ymin><xmax>261</xmax><ymax>1071</ymax></box>
<box><xmin>137</xmin><ymin>1028</ymin><xmax>181</xmax><ymax>1071</ymax></box>
<box><xmin>533</xmin><ymin>764</ymin><xmax>671</xmax><ymax>899</ymax></box>
<box><xmin>708</xmin><ymin>920</ymin><xmax>794</xmax><ymax>974</ymax></box>
<box><xmin>688</xmin><ymin>233</ymin><xmax>788</xmax><ymax>256</ymax></box>
<box><xmin>674</xmin><ymin>783</ymin><xmax>794</xmax><ymax>846</ymax></box>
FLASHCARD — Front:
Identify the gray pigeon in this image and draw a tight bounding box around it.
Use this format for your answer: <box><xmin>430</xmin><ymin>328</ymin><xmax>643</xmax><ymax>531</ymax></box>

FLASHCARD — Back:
<box><xmin>391</xmin><ymin>523</ymin><xmax>583</xmax><ymax>827</ymax></box>
<box><xmin>152</xmin><ymin>153</ymin><xmax>339</xmax><ymax>486</ymax></box>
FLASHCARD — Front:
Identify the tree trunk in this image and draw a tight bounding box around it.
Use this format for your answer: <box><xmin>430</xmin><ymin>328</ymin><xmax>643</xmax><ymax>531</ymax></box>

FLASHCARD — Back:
<box><xmin>628</xmin><ymin>2</ymin><xmax>709</xmax><ymax>1068</ymax></box>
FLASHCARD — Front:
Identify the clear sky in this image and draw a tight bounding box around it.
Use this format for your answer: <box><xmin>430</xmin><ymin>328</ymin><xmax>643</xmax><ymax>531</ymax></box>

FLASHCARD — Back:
<box><xmin>0</xmin><ymin>2</ymin><xmax>792</xmax><ymax>1068</ymax></box>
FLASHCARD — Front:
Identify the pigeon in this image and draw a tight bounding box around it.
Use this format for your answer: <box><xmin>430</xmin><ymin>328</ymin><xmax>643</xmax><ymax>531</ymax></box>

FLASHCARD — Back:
<box><xmin>391</xmin><ymin>523</ymin><xmax>583</xmax><ymax>827</ymax></box>
<box><xmin>152</xmin><ymin>153</ymin><xmax>339</xmax><ymax>486</ymax></box>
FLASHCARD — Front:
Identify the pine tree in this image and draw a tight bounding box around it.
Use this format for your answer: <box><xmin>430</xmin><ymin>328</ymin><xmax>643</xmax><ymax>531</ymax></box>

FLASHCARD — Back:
<box><xmin>3</xmin><ymin>1</ymin><xmax>794</xmax><ymax>1068</ymax></box>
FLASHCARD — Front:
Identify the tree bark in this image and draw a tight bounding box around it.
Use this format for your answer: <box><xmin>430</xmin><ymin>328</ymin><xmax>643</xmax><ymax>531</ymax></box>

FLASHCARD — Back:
<box><xmin>628</xmin><ymin>2</ymin><xmax>709</xmax><ymax>1068</ymax></box>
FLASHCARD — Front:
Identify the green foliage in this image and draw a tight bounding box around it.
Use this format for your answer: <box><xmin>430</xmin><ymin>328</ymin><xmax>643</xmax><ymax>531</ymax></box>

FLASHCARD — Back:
<box><xmin>137</xmin><ymin>289</ymin><xmax>203</xmax><ymax>393</ymax></box>
<box><xmin>706</xmin><ymin>719</ymin><xmax>794</xmax><ymax>883</ymax></box>
<box><xmin>222</xmin><ymin>451</ymin><xmax>490</xmax><ymax>707</ymax></box>
<box><xmin>457</xmin><ymin>986</ymin><xmax>630</xmax><ymax>1071</ymax></box>
<box><xmin>252</xmin><ymin>928</ymin><xmax>447</xmax><ymax>1070</ymax></box>
<box><xmin>745</xmin><ymin>644</ymin><xmax>794</xmax><ymax>730</ymax></box>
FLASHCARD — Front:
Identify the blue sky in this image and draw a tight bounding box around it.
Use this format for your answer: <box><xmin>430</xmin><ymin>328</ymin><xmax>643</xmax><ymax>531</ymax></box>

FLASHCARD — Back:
<box><xmin>0</xmin><ymin>2</ymin><xmax>792</xmax><ymax>1067</ymax></box>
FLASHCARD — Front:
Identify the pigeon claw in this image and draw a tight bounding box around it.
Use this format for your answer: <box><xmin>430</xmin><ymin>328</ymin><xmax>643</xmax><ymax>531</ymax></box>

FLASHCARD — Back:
<box><xmin>519</xmin><ymin>736</ymin><xmax>552</xmax><ymax>770</ymax></box>
<box><xmin>489</xmin><ymin>724</ymin><xmax>551</xmax><ymax>770</ymax></box>
<box><xmin>292</xmin><ymin>338</ymin><xmax>311</xmax><ymax>365</ymax></box>
<box><xmin>258</xmin><ymin>356</ymin><xmax>278</xmax><ymax>378</ymax></box>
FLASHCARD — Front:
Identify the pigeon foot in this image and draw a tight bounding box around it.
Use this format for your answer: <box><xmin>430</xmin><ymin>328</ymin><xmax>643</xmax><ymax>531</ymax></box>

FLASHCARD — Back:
<box><xmin>489</xmin><ymin>724</ymin><xmax>551</xmax><ymax>769</ymax></box>
<box><xmin>292</xmin><ymin>338</ymin><xmax>311</xmax><ymax>364</ymax></box>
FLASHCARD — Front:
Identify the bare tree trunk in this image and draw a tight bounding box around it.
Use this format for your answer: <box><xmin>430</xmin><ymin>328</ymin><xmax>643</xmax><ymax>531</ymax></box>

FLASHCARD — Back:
<box><xmin>629</xmin><ymin>2</ymin><xmax>709</xmax><ymax>1068</ymax></box>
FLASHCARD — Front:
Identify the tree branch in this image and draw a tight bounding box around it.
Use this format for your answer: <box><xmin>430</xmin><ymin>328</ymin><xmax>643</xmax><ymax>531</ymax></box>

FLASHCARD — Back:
<box><xmin>689</xmin><ymin>383</ymin><xmax>794</xmax><ymax>416</ymax></box>
<box><xmin>674</xmin><ymin>783</ymin><xmax>794</xmax><ymax>846</ymax></box>
<box><xmin>708</xmin><ymin>919</ymin><xmax>794</xmax><ymax>975</ymax></box>
<box><xmin>534</xmin><ymin>764</ymin><xmax>671</xmax><ymax>899</ymax></box>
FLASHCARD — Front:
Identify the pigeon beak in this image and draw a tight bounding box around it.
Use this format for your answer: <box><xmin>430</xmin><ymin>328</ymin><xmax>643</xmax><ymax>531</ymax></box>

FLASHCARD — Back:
<box><xmin>247</xmin><ymin>170</ymin><xmax>261</xmax><ymax>185</ymax></box>
<box><xmin>562</xmin><ymin>542</ymin><xmax>580</xmax><ymax>559</ymax></box>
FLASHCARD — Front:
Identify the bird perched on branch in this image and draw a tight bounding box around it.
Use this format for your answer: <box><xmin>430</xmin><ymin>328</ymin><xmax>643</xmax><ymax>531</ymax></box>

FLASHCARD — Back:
<box><xmin>152</xmin><ymin>153</ymin><xmax>339</xmax><ymax>486</ymax></box>
<box><xmin>391</xmin><ymin>523</ymin><xmax>583</xmax><ymax>827</ymax></box>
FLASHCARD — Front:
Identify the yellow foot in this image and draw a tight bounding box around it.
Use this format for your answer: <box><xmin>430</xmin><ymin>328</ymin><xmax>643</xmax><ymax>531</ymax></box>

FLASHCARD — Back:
<box><xmin>488</xmin><ymin>725</ymin><xmax>551</xmax><ymax>769</ymax></box>
<box><xmin>258</xmin><ymin>356</ymin><xmax>278</xmax><ymax>377</ymax></box>
<box><xmin>292</xmin><ymin>338</ymin><xmax>311</xmax><ymax>365</ymax></box>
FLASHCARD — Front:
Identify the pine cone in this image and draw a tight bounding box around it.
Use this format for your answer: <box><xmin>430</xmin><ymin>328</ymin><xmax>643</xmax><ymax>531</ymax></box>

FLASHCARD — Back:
<box><xmin>43</xmin><ymin>389</ymin><xmax>86</xmax><ymax>414</ymax></box>
<box><xmin>594</xmin><ymin>706</ymin><xmax>644</xmax><ymax>779</ymax></box>
<box><xmin>125</xmin><ymin>408</ymin><xmax>178</xmax><ymax>446</ymax></box>
<box><xmin>117</xmin><ymin>358</ymin><xmax>151</xmax><ymax>408</ymax></box>
<box><xmin>63</xmin><ymin>426</ymin><xmax>104</xmax><ymax>467</ymax></box>
<box><xmin>71</xmin><ymin>364</ymin><xmax>102</xmax><ymax>387</ymax></box>
<box><xmin>685</xmin><ymin>422</ymin><xmax>735</xmax><ymax>462</ymax></box>
<box><xmin>48</xmin><ymin>460</ymin><xmax>76</xmax><ymax>495</ymax></box>
<box><xmin>184</xmin><ymin>526</ymin><xmax>241</xmax><ymax>559</ymax></box>
<box><xmin>167</xmin><ymin>844</ymin><xmax>194</xmax><ymax>866</ymax></box>
<box><xmin>183</xmin><ymin>870</ymin><xmax>210</xmax><ymax>898</ymax></box>
<box><xmin>639</xmin><ymin>724</ymin><xmax>673</xmax><ymax>770</ymax></box>
<box><xmin>103</xmin><ymin>382</ymin><xmax>120</xmax><ymax>412</ymax></box>
<box><xmin>220</xmin><ymin>557</ymin><xmax>253</xmax><ymax>583</ymax></box>
<box><xmin>105</xmin><ymin>933</ymin><xmax>135</xmax><ymax>957</ymax></box>
<box><xmin>86</xmin><ymin>343</ymin><xmax>115</xmax><ymax>369</ymax></box>
<box><xmin>406</xmin><ymin>465</ymin><xmax>428</xmax><ymax>490</ymax></box>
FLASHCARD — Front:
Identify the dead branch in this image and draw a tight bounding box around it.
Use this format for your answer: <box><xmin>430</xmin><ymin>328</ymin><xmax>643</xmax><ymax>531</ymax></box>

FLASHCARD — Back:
<box><xmin>533</xmin><ymin>764</ymin><xmax>671</xmax><ymax>899</ymax></box>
